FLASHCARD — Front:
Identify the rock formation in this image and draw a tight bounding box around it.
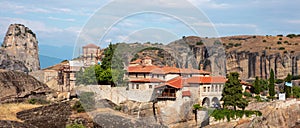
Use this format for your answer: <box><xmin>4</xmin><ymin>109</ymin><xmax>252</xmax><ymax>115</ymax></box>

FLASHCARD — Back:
<box><xmin>0</xmin><ymin>24</ymin><xmax>40</xmax><ymax>72</ymax></box>
<box><xmin>16</xmin><ymin>102</ymin><xmax>72</xmax><ymax>128</ymax></box>
<box><xmin>0</xmin><ymin>70</ymin><xmax>52</xmax><ymax>103</ymax></box>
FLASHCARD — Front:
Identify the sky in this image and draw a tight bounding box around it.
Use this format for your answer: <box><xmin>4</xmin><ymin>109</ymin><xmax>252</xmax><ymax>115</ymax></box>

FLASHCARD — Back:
<box><xmin>0</xmin><ymin>0</ymin><xmax>300</xmax><ymax>53</ymax></box>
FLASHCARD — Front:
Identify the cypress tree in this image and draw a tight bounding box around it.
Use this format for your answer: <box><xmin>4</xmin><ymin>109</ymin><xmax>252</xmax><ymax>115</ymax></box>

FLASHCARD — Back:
<box><xmin>269</xmin><ymin>69</ymin><xmax>275</xmax><ymax>98</ymax></box>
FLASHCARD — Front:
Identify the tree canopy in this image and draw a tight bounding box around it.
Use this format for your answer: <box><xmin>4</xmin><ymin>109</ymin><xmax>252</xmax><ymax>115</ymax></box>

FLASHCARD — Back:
<box><xmin>269</xmin><ymin>69</ymin><xmax>275</xmax><ymax>98</ymax></box>
<box><xmin>221</xmin><ymin>72</ymin><xmax>248</xmax><ymax>110</ymax></box>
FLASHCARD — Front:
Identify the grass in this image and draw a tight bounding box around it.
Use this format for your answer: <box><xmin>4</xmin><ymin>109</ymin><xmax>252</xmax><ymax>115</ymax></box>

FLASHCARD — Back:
<box><xmin>0</xmin><ymin>103</ymin><xmax>41</xmax><ymax>121</ymax></box>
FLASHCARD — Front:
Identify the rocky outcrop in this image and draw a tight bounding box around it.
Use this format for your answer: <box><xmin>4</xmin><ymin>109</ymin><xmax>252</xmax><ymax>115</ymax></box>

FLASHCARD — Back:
<box><xmin>1</xmin><ymin>24</ymin><xmax>40</xmax><ymax>72</ymax></box>
<box><xmin>0</xmin><ymin>120</ymin><xmax>37</xmax><ymax>128</ymax></box>
<box><xmin>16</xmin><ymin>102</ymin><xmax>72</xmax><ymax>128</ymax></box>
<box><xmin>0</xmin><ymin>70</ymin><xmax>52</xmax><ymax>103</ymax></box>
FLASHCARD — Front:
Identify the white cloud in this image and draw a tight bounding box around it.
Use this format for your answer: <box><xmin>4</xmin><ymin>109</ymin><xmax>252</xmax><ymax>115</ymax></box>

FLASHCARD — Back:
<box><xmin>286</xmin><ymin>20</ymin><xmax>300</xmax><ymax>24</ymax></box>
<box><xmin>48</xmin><ymin>16</ymin><xmax>75</xmax><ymax>22</ymax></box>
<box><xmin>214</xmin><ymin>23</ymin><xmax>257</xmax><ymax>28</ymax></box>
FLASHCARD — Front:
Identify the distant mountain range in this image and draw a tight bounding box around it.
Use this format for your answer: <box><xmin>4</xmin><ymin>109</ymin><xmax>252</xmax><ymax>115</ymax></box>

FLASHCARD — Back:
<box><xmin>39</xmin><ymin>55</ymin><xmax>63</xmax><ymax>69</ymax></box>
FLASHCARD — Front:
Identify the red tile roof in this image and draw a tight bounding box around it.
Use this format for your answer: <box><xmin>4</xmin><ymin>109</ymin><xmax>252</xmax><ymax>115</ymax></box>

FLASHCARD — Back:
<box><xmin>129</xmin><ymin>78</ymin><xmax>164</xmax><ymax>83</ymax></box>
<box><xmin>187</xmin><ymin>76</ymin><xmax>226</xmax><ymax>84</ymax></box>
<box><xmin>83</xmin><ymin>43</ymin><xmax>99</xmax><ymax>48</ymax></box>
<box><xmin>155</xmin><ymin>76</ymin><xmax>184</xmax><ymax>89</ymax></box>
<box><xmin>128</xmin><ymin>65</ymin><xmax>210</xmax><ymax>74</ymax></box>
<box><xmin>182</xmin><ymin>90</ymin><xmax>191</xmax><ymax>97</ymax></box>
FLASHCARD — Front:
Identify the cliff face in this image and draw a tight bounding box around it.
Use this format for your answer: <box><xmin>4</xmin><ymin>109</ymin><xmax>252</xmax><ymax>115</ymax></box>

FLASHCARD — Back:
<box><xmin>1</xmin><ymin>24</ymin><xmax>40</xmax><ymax>72</ymax></box>
<box><xmin>0</xmin><ymin>70</ymin><xmax>52</xmax><ymax>103</ymax></box>
<box><xmin>127</xmin><ymin>35</ymin><xmax>300</xmax><ymax>79</ymax></box>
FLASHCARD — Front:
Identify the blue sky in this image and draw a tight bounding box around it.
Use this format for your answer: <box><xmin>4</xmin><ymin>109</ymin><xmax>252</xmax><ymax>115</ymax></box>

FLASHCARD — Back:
<box><xmin>0</xmin><ymin>0</ymin><xmax>300</xmax><ymax>50</ymax></box>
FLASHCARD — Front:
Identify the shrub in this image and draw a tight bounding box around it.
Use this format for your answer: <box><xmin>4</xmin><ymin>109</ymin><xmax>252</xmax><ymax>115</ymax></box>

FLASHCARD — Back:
<box><xmin>255</xmin><ymin>96</ymin><xmax>262</xmax><ymax>102</ymax></box>
<box><xmin>277</xmin><ymin>41</ymin><xmax>282</xmax><ymax>44</ymax></box>
<box><xmin>243</xmin><ymin>92</ymin><xmax>252</xmax><ymax>98</ymax></box>
<box><xmin>78</xmin><ymin>92</ymin><xmax>95</xmax><ymax>111</ymax></box>
<box><xmin>211</xmin><ymin>109</ymin><xmax>262</xmax><ymax>122</ymax></box>
<box><xmin>72</xmin><ymin>101</ymin><xmax>85</xmax><ymax>113</ymax></box>
<box><xmin>278</xmin><ymin>47</ymin><xmax>285</xmax><ymax>50</ymax></box>
<box><xmin>287</xmin><ymin>34</ymin><xmax>296</xmax><ymax>38</ymax></box>
<box><xmin>284</xmin><ymin>51</ymin><xmax>288</xmax><ymax>54</ymax></box>
<box><xmin>291</xmin><ymin>51</ymin><xmax>295</xmax><ymax>53</ymax></box>
<box><xmin>277</xmin><ymin>34</ymin><xmax>283</xmax><ymax>37</ymax></box>
<box><xmin>234</xmin><ymin>43</ymin><xmax>241</xmax><ymax>47</ymax></box>
<box><xmin>253</xmin><ymin>36</ymin><xmax>256</xmax><ymax>38</ymax></box>
<box><xmin>114</xmin><ymin>106</ymin><xmax>122</xmax><ymax>111</ymax></box>
<box><xmin>196</xmin><ymin>41</ymin><xmax>203</xmax><ymax>45</ymax></box>
<box><xmin>284</xmin><ymin>41</ymin><xmax>289</xmax><ymax>44</ymax></box>
<box><xmin>66</xmin><ymin>123</ymin><xmax>85</xmax><ymax>128</ymax></box>
<box><xmin>28</xmin><ymin>98</ymin><xmax>49</xmax><ymax>105</ymax></box>
<box><xmin>262</xmin><ymin>40</ymin><xmax>266</xmax><ymax>42</ymax></box>
<box><xmin>279</xmin><ymin>38</ymin><xmax>282</xmax><ymax>40</ymax></box>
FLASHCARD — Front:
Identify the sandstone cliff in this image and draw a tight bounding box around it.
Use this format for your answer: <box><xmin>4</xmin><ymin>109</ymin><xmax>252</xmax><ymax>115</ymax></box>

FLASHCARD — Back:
<box><xmin>124</xmin><ymin>35</ymin><xmax>300</xmax><ymax>80</ymax></box>
<box><xmin>1</xmin><ymin>24</ymin><xmax>40</xmax><ymax>72</ymax></box>
<box><xmin>0</xmin><ymin>70</ymin><xmax>52</xmax><ymax>103</ymax></box>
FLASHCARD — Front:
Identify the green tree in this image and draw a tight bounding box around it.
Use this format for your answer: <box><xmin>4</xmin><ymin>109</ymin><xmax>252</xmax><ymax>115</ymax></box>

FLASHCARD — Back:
<box><xmin>292</xmin><ymin>86</ymin><xmax>300</xmax><ymax>98</ymax></box>
<box><xmin>221</xmin><ymin>72</ymin><xmax>246</xmax><ymax>111</ymax></box>
<box><xmin>269</xmin><ymin>69</ymin><xmax>275</xmax><ymax>99</ymax></box>
<box><xmin>284</xmin><ymin>73</ymin><xmax>292</xmax><ymax>98</ymax></box>
<box><xmin>253</xmin><ymin>77</ymin><xmax>261</xmax><ymax>95</ymax></box>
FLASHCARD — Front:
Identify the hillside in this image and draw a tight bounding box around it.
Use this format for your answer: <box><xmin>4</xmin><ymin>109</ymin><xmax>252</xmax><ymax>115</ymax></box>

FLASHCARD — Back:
<box><xmin>120</xmin><ymin>35</ymin><xmax>300</xmax><ymax>80</ymax></box>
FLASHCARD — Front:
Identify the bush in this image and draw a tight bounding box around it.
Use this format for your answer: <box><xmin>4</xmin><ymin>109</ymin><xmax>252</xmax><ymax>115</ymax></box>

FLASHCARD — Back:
<box><xmin>234</xmin><ymin>43</ymin><xmax>241</xmax><ymax>47</ymax></box>
<box><xmin>262</xmin><ymin>40</ymin><xmax>266</xmax><ymax>42</ymax></box>
<box><xmin>28</xmin><ymin>98</ymin><xmax>49</xmax><ymax>105</ymax></box>
<box><xmin>243</xmin><ymin>92</ymin><xmax>252</xmax><ymax>98</ymax></box>
<box><xmin>72</xmin><ymin>101</ymin><xmax>85</xmax><ymax>113</ymax></box>
<box><xmin>196</xmin><ymin>41</ymin><xmax>203</xmax><ymax>45</ymax></box>
<box><xmin>277</xmin><ymin>41</ymin><xmax>282</xmax><ymax>44</ymax></box>
<box><xmin>279</xmin><ymin>38</ymin><xmax>282</xmax><ymax>40</ymax></box>
<box><xmin>278</xmin><ymin>47</ymin><xmax>285</xmax><ymax>50</ymax></box>
<box><xmin>66</xmin><ymin>123</ymin><xmax>85</xmax><ymax>128</ymax></box>
<box><xmin>277</xmin><ymin>34</ymin><xmax>283</xmax><ymax>37</ymax></box>
<box><xmin>253</xmin><ymin>36</ymin><xmax>256</xmax><ymax>38</ymax></box>
<box><xmin>287</xmin><ymin>34</ymin><xmax>296</xmax><ymax>38</ymax></box>
<box><xmin>284</xmin><ymin>41</ymin><xmax>289</xmax><ymax>44</ymax></box>
<box><xmin>255</xmin><ymin>96</ymin><xmax>262</xmax><ymax>102</ymax></box>
<box><xmin>78</xmin><ymin>92</ymin><xmax>95</xmax><ymax>111</ymax></box>
<box><xmin>284</xmin><ymin>51</ymin><xmax>288</xmax><ymax>54</ymax></box>
<box><xmin>211</xmin><ymin>109</ymin><xmax>262</xmax><ymax>122</ymax></box>
<box><xmin>114</xmin><ymin>106</ymin><xmax>122</xmax><ymax>111</ymax></box>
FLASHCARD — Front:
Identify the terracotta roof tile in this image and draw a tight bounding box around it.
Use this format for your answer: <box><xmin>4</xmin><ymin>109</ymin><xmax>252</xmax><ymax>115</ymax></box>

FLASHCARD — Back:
<box><xmin>155</xmin><ymin>76</ymin><xmax>184</xmax><ymax>89</ymax></box>
<box><xmin>83</xmin><ymin>43</ymin><xmax>99</xmax><ymax>48</ymax></box>
<box><xmin>182</xmin><ymin>90</ymin><xmax>191</xmax><ymax>97</ymax></box>
<box><xmin>187</xmin><ymin>76</ymin><xmax>226</xmax><ymax>84</ymax></box>
<box><xmin>130</xmin><ymin>78</ymin><xmax>164</xmax><ymax>83</ymax></box>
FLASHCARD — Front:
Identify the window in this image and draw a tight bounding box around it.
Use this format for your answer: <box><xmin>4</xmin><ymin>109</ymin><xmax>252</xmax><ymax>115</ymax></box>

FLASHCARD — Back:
<box><xmin>136</xmin><ymin>74</ymin><xmax>138</xmax><ymax>78</ymax></box>
<box><xmin>203</xmin><ymin>87</ymin><xmax>206</xmax><ymax>92</ymax></box>
<box><xmin>136</xmin><ymin>84</ymin><xmax>139</xmax><ymax>89</ymax></box>
<box><xmin>207</xmin><ymin>87</ymin><xmax>210</xmax><ymax>92</ymax></box>
<box><xmin>144</xmin><ymin>74</ymin><xmax>146</xmax><ymax>78</ymax></box>
<box><xmin>152</xmin><ymin>74</ymin><xmax>154</xmax><ymax>78</ymax></box>
<box><xmin>149</xmin><ymin>85</ymin><xmax>152</xmax><ymax>89</ymax></box>
<box><xmin>157</xmin><ymin>74</ymin><xmax>159</xmax><ymax>78</ymax></box>
<box><xmin>132</xmin><ymin>84</ymin><xmax>134</xmax><ymax>89</ymax></box>
<box><xmin>163</xmin><ymin>75</ymin><xmax>165</xmax><ymax>79</ymax></box>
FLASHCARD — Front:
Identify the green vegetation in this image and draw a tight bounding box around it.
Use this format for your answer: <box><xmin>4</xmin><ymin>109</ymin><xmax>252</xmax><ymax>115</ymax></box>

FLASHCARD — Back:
<box><xmin>269</xmin><ymin>69</ymin><xmax>275</xmax><ymax>99</ymax></box>
<box><xmin>214</xmin><ymin>40</ymin><xmax>222</xmax><ymax>45</ymax></box>
<box><xmin>66</xmin><ymin>123</ymin><xmax>86</xmax><ymax>128</ymax></box>
<box><xmin>76</xmin><ymin>43</ymin><xmax>125</xmax><ymax>86</ymax></box>
<box><xmin>284</xmin><ymin>41</ymin><xmax>289</xmax><ymax>44</ymax></box>
<box><xmin>28</xmin><ymin>98</ymin><xmax>49</xmax><ymax>105</ymax></box>
<box><xmin>211</xmin><ymin>109</ymin><xmax>262</xmax><ymax>122</ymax></box>
<box><xmin>221</xmin><ymin>72</ymin><xmax>248</xmax><ymax>110</ymax></box>
<box><xmin>253</xmin><ymin>77</ymin><xmax>261</xmax><ymax>95</ymax></box>
<box><xmin>253</xmin><ymin>36</ymin><xmax>256</xmax><ymax>38</ymax></box>
<box><xmin>234</xmin><ymin>43</ymin><xmax>241</xmax><ymax>47</ymax></box>
<box><xmin>279</xmin><ymin>37</ymin><xmax>282</xmax><ymax>40</ymax></box>
<box><xmin>292</xmin><ymin>86</ymin><xmax>300</xmax><ymax>98</ymax></box>
<box><xmin>278</xmin><ymin>47</ymin><xmax>285</xmax><ymax>50</ymax></box>
<box><xmin>72</xmin><ymin>101</ymin><xmax>85</xmax><ymax>113</ymax></box>
<box><xmin>196</xmin><ymin>41</ymin><xmax>204</xmax><ymax>45</ymax></box>
<box><xmin>243</xmin><ymin>92</ymin><xmax>252</xmax><ymax>98</ymax></box>
<box><xmin>262</xmin><ymin>40</ymin><xmax>266</xmax><ymax>42</ymax></box>
<box><xmin>77</xmin><ymin>92</ymin><xmax>95</xmax><ymax>111</ymax></box>
<box><xmin>277</xmin><ymin>34</ymin><xmax>283</xmax><ymax>37</ymax></box>
<box><xmin>284</xmin><ymin>74</ymin><xmax>292</xmax><ymax>98</ymax></box>
<box><xmin>286</xmin><ymin>34</ymin><xmax>297</xmax><ymax>38</ymax></box>
<box><xmin>277</xmin><ymin>41</ymin><xmax>282</xmax><ymax>44</ymax></box>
